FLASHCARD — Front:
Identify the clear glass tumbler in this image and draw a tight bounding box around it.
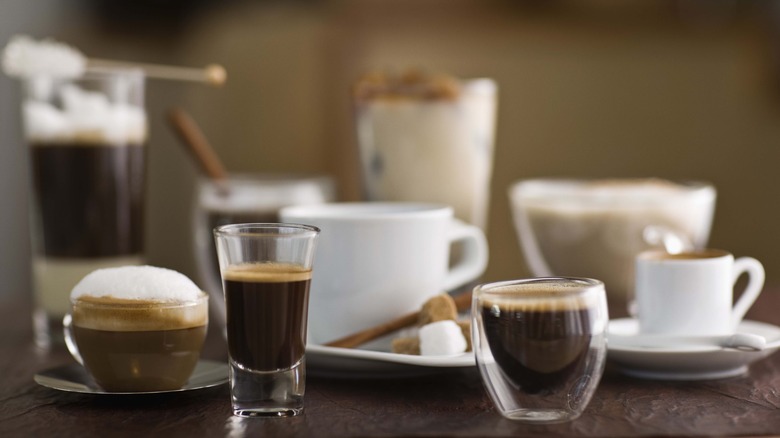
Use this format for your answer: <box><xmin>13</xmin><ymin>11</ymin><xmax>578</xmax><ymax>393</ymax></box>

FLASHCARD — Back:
<box><xmin>214</xmin><ymin>223</ymin><xmax>319</xmax><ymax>417</ymax></box>
<box><xmin>472</xmin><ymin>277</ymin><xmax>608</xmax><ymax>424</ymax></box>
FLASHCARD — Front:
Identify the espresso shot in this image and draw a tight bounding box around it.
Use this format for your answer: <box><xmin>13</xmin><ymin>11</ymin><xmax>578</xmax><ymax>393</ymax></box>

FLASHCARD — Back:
<box><xmin>481</xmin><ymin>298</ymin><xmax>595</xmax><ymax>394</ymax></box>
<box><xmin>472</xmin><ymin>278</ymin><xmax>608</xmax><ymax>424</ymax></box>
<box><xmin>214</xmin><ymin>223</ymin><xmax>319</xmax><ymax>417</ymax></box>
<box><xmin>223</xmin><ymin>263</ymin><xmax>312</xmax><ymax>371</ymax></box>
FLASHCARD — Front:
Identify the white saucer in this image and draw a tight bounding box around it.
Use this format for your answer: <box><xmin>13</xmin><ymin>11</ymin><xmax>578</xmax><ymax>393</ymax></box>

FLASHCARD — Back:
<box><xmin>607</xmin><ymin>319</ymin><xmax>780</xmax><ymax>380</ymax></box>
<box><xmin>34</xmin><ymin>360</ymin><xmax>228</xmax><ymax>394</ymax></box>
<box><xmin>306</xmin><ymin>344</ymin><xmax>475</xmax><ymax>378</ymax></box>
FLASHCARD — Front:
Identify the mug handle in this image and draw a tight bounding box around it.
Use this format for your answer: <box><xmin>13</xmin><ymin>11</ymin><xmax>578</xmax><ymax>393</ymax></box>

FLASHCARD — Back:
<box><xmin>442</xmin><ymin>219</ymin><xmax>489</xmax><ymax>291</ymax></box>
<box><xmin>731</xmin><ymin>257</ymin><xmax>765</xmax><ymax>328</ymax></box>
<box><xmin>62</xmin><ymin>314</ymin><xmax>84</xmax><ymax>365</ymax></box>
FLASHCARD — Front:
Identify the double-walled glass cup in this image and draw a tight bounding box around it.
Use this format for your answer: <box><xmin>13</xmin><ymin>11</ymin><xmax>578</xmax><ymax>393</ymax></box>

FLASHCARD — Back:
<box><xmin>214</xmin><ymin>224</ymin><xmax>319</xmax><ymax>417</ymax></box>
<box><xmin>63</xmin><ymin>293</ymin><xmax>209</xmax><ymax>392</ymax></box>
<box><xmin>472</xmin><ymin>277</ymin><xmax>608</xmax><ymax>423</ymax></box>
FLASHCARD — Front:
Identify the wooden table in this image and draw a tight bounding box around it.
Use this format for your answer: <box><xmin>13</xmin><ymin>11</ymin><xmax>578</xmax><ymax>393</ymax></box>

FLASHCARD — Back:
<box><xmin>2</xmin><ymin>286</ymin><xmax>780</xmax><ymax>437</ymax></box>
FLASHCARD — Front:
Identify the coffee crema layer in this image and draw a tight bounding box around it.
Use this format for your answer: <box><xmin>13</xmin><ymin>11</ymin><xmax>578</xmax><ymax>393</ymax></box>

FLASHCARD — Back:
<box><xmin>480</xmin><ymin>282</ymin><xmax>599</xmax><ymax>312</ymax></box>
<box><xmin>71</xmin><ymin>294</ymin><xmax>208</xmax><ymax>332</ymax></box>
<box><xmin>223</xmin><ymin>263</ymin><xmax>312</xmax><ymax>283</ymax></box>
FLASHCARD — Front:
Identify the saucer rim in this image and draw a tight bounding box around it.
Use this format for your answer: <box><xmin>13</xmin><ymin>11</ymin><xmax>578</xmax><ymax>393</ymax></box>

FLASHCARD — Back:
<box><xmin>607</xmin><ymin>318</ymin><xmax>780</xmax><ymax>353</ymax></box>
<box><xmin>306</xmin><ymin>344</ymin><xmax>475</xmax><ymax>368</ymax></box>
<box><xmin>34</xmin><ymin>359</ymin><xmax>228</xmax><ymax>395</ymax></box>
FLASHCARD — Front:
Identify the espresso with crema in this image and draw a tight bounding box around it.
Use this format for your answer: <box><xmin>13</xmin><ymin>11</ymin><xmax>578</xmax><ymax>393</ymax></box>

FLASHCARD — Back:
<box><xmin>71</xmin><ymin>295</ymin><xmax>208</xmax><ymax>392</ymax></box>
<box><xmin>481</xmin><ymin>293</ymin><xmax>596</xmax><ymax>394</ymax></box>
<box><xmin>223</xmin><ymin>264</ymin><xmax>311</xmax><ymax>371</ymax></box>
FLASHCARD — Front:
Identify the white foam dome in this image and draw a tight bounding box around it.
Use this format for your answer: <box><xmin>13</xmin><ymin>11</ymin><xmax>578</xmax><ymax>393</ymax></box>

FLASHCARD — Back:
<box><xmin>71</xmin><ymin>266</ymin><xmax>203</xmax><ymax>303</ymax></box>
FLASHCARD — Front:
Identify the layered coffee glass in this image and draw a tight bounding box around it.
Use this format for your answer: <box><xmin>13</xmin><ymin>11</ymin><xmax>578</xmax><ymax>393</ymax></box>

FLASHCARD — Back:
<box><xmin>22</xmin><ymin>68</ymin><xmax>147</xmax><ymax>348</ymax></box>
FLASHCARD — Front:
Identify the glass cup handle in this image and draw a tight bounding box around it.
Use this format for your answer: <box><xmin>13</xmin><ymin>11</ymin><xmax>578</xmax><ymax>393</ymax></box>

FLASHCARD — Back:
<box><xmin>62</xmin><ymin>314</ymin><xmax>84</xmax><ymax>365</ymax></box>
<box><xmin>731</xmin><ymin>257</ymin><xmax>765</xmax><ymax>328</ymax></box>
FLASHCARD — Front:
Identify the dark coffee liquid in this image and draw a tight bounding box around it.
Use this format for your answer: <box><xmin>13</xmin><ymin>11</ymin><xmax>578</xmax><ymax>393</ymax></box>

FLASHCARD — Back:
<box><xmin>73</xmin><ymin>325</ymin><xmax>207</xmax><ymax>392</ymax></box>
<box><xmin>224</xmin><ymin>264</ymin><xmax>311</xmax><ymax>371</ymax></box>
<box><xmin>30</xmin><ymin>143</ymin><xmax>145</xmax><ymax>257</ymax></box>
<box><xmin>482</xmin><ymin>304</ymin><xmax>594</xmax><ymax>394</ymax></box>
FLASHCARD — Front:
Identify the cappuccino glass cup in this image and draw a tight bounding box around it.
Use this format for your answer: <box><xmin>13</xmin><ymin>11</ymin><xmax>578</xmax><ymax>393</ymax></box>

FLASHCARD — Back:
<box><xmin>193</xmin><ymin>174</ymin><xmax>334</xmax><ymax>330</ymax></box>
<box><xmin>63</xmin><ymin>293</ymin><xmax>209</xmax><ymax>392</ymax></box>
<box><xmin>472</xmin><ymin>277</ymin><xmax>608</xmax><ymax>424</ymax></box>
<box><xmin>354</xmin><ymin>76</ymin><xmax>497</xmax><ymax>229</ymax></box>
<box><xmin>214</xmin><ymin>223</ymin><xmax>319</xmax><ymax>417</ymax></box>
<box><xmin>636</xmin><ymin>249</ymin><xmax>765</xmax><ymax>336</ymax></box>
<box><xmin>22</xmin><ymin>68</ymin><xmax>148</xmax><ymax>348</ymax></box>
<box><xmin>280</xmin><ymin>202</ymin><xmax>488</xmax><ymax>345</ymax></box>
<box><xmin>509</xmin><ymin>179</ymin><xmax>716</xmax><ymax>309</ymax></box>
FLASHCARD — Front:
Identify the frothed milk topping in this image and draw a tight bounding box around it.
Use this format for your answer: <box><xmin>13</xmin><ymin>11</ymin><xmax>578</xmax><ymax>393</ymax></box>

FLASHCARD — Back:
<box><xmin>2</xmin><ymin>35</ymin><xmax>86</xmax><ymax>79</ymax></box>
<box><xmin>24</xmin><ymin>83</ymin><xmax>147</xmax><ymax>145</ymax></box>
<box><xmin>71</xmin><ymin>266</ymin><xmax>207</xmax><ymax>331</ymax></box>
<box><xmin>518</xmin><ymin>179</ymin><xmax>714</xmax><ymax>209</ymax></box>
<box><xmin>72</xmin><ymin>266</ymin><xmax>203</xmax><ymax>303</ymax></box>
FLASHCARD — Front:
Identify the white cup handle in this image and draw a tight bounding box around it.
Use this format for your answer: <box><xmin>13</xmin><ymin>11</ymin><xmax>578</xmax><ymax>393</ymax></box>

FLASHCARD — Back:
<box><xmin>731</xmin><ymin>257</ymin><xmax>765</xmax><ymax>328</ymax></box>
<box><xmin>442</xmin><ymin>219</ymin><xmax>489</xmax><ymax>291</ymax></box>
<box><xmin>62</xmin><ymin>313</ymin><xmax>84</xmax><ymax>365</ymax></box>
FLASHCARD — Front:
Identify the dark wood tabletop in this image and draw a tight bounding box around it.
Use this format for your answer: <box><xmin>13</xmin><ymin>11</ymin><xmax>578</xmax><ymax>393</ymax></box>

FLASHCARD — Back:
<box><xmin>2</xmin><ymin>286</ymin><xmax>780</xmax><ymax>438</ymax></box>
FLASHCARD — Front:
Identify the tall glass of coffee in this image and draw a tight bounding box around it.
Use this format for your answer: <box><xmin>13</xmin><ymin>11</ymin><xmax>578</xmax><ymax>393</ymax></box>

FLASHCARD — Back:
<box><xmin>214</xmin><ymin>223</ymin><xmax>319</xmax><ymax>417</ymax></box>
<box><xmin>472</xmin><ymin>277</ymin><xmax>608</xmax><ymax>424</ymax></box>
<box><xmin>22</xmin><ymin>68</ymin><xmax>147</xmax><ymax>348</ymax></box>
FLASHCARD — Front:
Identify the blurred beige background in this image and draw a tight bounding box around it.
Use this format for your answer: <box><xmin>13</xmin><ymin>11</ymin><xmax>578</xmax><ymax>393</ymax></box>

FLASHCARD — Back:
<box><xmin>1</xmin><ymin>0</ymin><xmax>779</xmax><ymax>300</ymax></box>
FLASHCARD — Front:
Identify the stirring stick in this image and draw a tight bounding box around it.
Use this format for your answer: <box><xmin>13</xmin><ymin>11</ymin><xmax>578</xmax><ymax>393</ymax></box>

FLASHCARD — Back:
<box><xmin>324</xmin><ymin>291</ymin><xmax>473</xmax><ymax>349</ymax></box>
<box><xmin>167</xmin><ymin>108</ymin><xmax>230</xmax><ymax>195</ymax></box>
<box><xmin>89</xmin><ymin>59</ymin><xmax>227</xmax><ymax>87</ymax></box>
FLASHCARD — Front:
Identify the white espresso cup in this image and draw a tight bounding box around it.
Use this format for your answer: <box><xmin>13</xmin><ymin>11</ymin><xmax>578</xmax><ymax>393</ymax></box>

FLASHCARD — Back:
<box><xmin>280</xmin><ymin>202</ymin><xmax>488</xmax><ymax>344</ymax></box>
<box><xmin>636</xmin><ymin>249</ymin><xmax>765</xmax><ymax>336</ymax></box>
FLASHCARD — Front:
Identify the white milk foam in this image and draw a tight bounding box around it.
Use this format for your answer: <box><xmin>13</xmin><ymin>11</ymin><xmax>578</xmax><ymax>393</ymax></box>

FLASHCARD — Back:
<box><xmin>71</xmin><ymin>266</ymin><xmax>203</xmax><ymax>303</ymax></box>
<box><xmin>24</xmin><ymin>84</ymin><xmax>147</xmax><ymax>145</ymax></box>
<box><xmin>2</xmin><ymin>34</ymin><xmax>86</xmax><ymax>79</ymax></box>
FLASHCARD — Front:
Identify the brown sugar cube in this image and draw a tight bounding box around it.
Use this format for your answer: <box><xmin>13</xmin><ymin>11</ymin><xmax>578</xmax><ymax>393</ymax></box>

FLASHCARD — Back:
<box><xmin>418</xmin><ymin>294</ymin><xmax>458</xmax><ymax>327</ymax></box>
<box><xmin>457</xmin><ymin>320</ymin><xmax>472</xmax><ymax>352</ymax></box>
<box><xmin>392</xmin><ymin>337</ymin><xmax>420</xmax><ymax>355</ymax></box>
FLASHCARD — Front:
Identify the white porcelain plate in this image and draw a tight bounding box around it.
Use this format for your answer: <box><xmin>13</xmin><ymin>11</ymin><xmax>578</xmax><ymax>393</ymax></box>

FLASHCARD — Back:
<box><xmin>306</xmin><ymin>344</ymin><xmax>475</xmax><ymax>378</ymax></box>
<box><xmin>34</xmin><ymin>359</ymin><xmax>228</xmax><ymax>394</ymax></box>
<box><xmin>607</xmin><ymin>319</ymin><xmax>780</xmax><ymax>380</ymax></box>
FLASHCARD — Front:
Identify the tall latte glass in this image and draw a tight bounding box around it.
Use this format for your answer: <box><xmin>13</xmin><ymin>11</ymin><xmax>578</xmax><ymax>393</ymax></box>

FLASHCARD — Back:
<box><xmin>214</xmin><ymin>224</ymin><xmax>319</xmax><ymax>417</ymax></box>
<box><xmin>22</xmin><ymin>68</ymin><xmax>147</xmax><ymax>348</ymax></box>
<box><xmin>472</xmin><ymin>277</ymin><xmax>608</xmax><ymax>423</ymax></box>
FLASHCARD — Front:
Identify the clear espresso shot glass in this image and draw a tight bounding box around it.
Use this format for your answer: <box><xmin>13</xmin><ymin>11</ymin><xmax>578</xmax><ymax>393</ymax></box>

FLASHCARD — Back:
<box><xmin>472</xmin><ymin>277</ymin><xmax>608</xmax><ymax>424</ymax></box>
<box><xmin>214</xmin><ymin>223</ymin><xmax>319</xmax><ymax>417</ymax></box>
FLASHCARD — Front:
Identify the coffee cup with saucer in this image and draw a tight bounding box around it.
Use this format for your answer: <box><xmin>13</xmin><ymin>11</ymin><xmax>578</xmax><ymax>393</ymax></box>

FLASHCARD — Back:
<box><xmin>606</xmin><ymin>249</ymin><xmax>780</xmax><ymax>380</ymax></box>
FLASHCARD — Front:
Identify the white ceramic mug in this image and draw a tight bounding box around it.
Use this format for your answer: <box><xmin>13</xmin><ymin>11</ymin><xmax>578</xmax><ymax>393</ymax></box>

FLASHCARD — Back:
<box><xmin>636</xmin><ymin>249</ymin><xmax>764</xmax><ymax>336</ymax></box>
<box><xmin>280</xmin><ymin>202</ymin><xmax>489</xmax><ymax>344</ymax></box>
